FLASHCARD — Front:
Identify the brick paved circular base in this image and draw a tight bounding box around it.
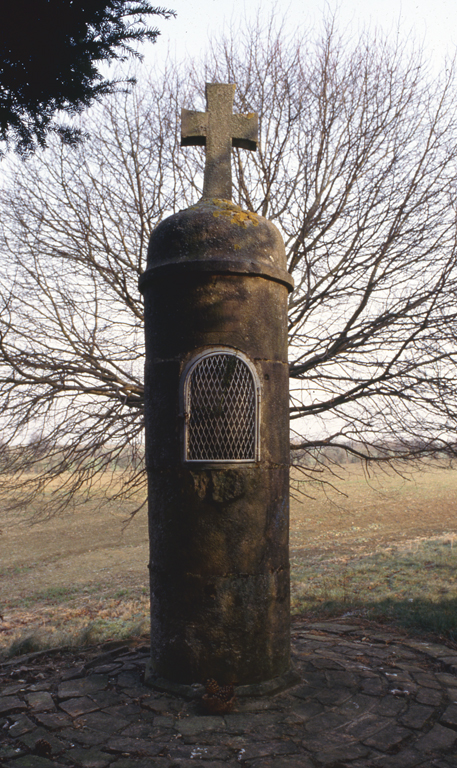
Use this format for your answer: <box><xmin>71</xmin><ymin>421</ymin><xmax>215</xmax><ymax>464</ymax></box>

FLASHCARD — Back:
<box><xmin>1</xmin><ymin>619</ymin><xmax>457</xmax><ymax>767</ymax></box>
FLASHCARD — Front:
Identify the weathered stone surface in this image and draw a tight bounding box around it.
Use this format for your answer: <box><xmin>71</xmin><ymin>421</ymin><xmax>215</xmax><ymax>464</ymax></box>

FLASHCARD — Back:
<box><xmin>340</xmin><ymin>693</ymin><xmax>378</xmax><ymax>717</ymax></box>
<box><xmin>87</xmin><ymin>690</ymin><xmax>120</xmax><ymax>708</ymax></box>
<box><xmin>59</xmin><ymin>695</ymin><xmax>101</xmax><ymax>717</ymax></box>
<box><xmin>76</xmin><ymin>711</ymin><xmax>130</xmax><ymax>733</ymax></box>
<box><xmin>315</xmin><ymin>686</ymin><xmax>353</xmax><ymax>706</ymax></box>
<box><xmin>316</xmin><ymin>743</ymin><xmax>372</xmax><ymax>766</ymax></box>
<box><xmin>413</xmin><ymin>672</ymin><xmax>442</xmax><ymax>689</ymax></box>
<box><xmin>415</xmin><ymin>723</ymin><xmax>457</xmax><ymax>752</ymax></box>
<box><xmin>64</xmin><ymin>747</ymin><xmax>112</xmax><ymax>768</ymax></box>
<box><xmin>57</xmin><ymin>675</ymin><xmax>109</xmax><ymax>699</ymax></box>
<box><xmin>108</xmin><ymin>761</ymin><xmax>168</xmax><ymax>768</ymax></box>
<box><xmin>25</xmin><ymin>691</ymin><xmax>55</xmax><ymax>712</ymax></box>
<box><xmin>374</xmin><ymin>695</ymin><xmax>406</xmax><ymax>717</ymax></box>
<box><xmin>305</xmin><ymin>711</ymin><xmax>350</xmax><ymax>733</ymax></box>
<box><xmin>232</xmin><ymin>740</ymin><xmax>299</xmax><ymax>761</ymax></box>
<box><xmin>60</xmin><ymin>727</ymin><xmax>108</xmax><ymax>746</ymax></box>
<box><xmin>7</xmin><ymin>713</ymin><xmax>36</xmax><ymax>736</ymax></box>
<box><xmin>361</xmin><ymin>676</ymin><xmax>387</xmax><ymax>695</ymax></box>
<box><xmin>18</xmin><ymin>725</ymin><xmax>64</xmax><ymax>753</ymax></box>
<box><xmin>0</xmin><ymin>744</ymin><xmax>26</xmax><ymax>760</ymax></box>
<box><xmin>4</xmin><ymin>757</ymin><xmax>66</xmax><ymax>768</ymax></box>
<box><xmin>34</xmin><ymin>711</ymin><xmax>72</xmax><ymax>729</ymax></box>
<box><xmin>343</xmin><ymin>714</ymin><xmax>391</xmax><ymax>740</ymax></box>
<box><xmin>416</xmin><ymin>686</ymin><xmax>443</xmax><ymax>705</ymax></box>
<box><xmin>0</xmin><ymin>695</ymin><xmax>27</xmax><ymax>715</ymax></box>
<box><xmin>368</xmin><ymin>750</ymin><xmax>427</xmax><ymax>767</ymax></box>
<box><xmin>248</xmin><ymin>760</ymin><xmax>314</xmax><ymax>768</ymax></box>
<box><xmin>104</xmin><ymin>703</ymin><xmax>142</xmax><ymax>719</ymax></box>
<box><xmin>440</xmin><ymin>702</ymin><xmax>457</xmax><ymax>727</ymax></box>
<box><xmin>104</xmin><ymin>736</ymin><xmax>164</xmax><ymax>756</ymax></box>
<box><xmin>140</xmin><ymin>694</ymin><xmax>180</xmax><ymax>714</ymax></box>
<box><xmin>362</xmin><ymin>723</ymin><xmax>412</xmax><ymax>751</ymax></box>
<box><xmin>120</xmin><ymin>721</ymin><xmax>163</xmax><ymax>739</ymax></box>
<box><xmin>289</xmin><ymin>701</ymin><xmax>323</xmax><ymax>720</ymax></box>
<box><xmin>170</xmin><ymin>744</ymin><xmax>233</xmax><ymax>761</ymax></box>
<box><xmin>174</xmin><ymin>715</ymin><xmax>226</xmax><ymax>736</ymax></box>
<box><xmin>401</xmin><ymin>703</ymin><xmax>435</xmax><ymax>729</ymax></box>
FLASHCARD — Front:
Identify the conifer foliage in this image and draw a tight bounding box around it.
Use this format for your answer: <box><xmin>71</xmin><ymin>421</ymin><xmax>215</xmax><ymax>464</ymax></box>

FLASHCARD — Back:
<box><xmin>0</xmin><ymin>0</ymin><xmax>174</xmax><ymax>153</ymax></box>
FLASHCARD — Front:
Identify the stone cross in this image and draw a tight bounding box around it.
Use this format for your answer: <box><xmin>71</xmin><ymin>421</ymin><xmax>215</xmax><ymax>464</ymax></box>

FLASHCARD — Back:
<box><xmin>181</xmin><ymin>83</ymin><xmax>258</xmax><ymax>201</ymax></box>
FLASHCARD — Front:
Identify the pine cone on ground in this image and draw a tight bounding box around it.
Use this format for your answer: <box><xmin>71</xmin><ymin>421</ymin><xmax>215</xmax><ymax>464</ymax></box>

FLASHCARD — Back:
<box><xmin>34</xmin><ymin>739</ymin><xmax>52</xmax><ymax>757</ymax></box>
<box><xmin>202</xmin><ymin>678</ymin><xmax>236</xmax><ymax>714</ymax></box>
<box><xmin>205</xmin><ymin>678</ymin><xmax>219</xmax><ymax>695</ymax></box>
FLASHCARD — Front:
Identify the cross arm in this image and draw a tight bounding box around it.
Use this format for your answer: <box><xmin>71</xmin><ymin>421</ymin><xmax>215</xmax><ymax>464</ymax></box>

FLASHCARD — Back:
<box><xmin>231</xmin><ymin>113</ymin><xmax>258</xmax><ymax>151</ymax></box>
<box><xmin>181</xmin><ymin>109</ymin><xmax>208</xmax><ymax>146</ymax></box>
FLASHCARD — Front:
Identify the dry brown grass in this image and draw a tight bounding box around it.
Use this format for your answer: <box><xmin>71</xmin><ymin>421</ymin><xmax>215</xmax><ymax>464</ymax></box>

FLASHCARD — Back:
<box><xmin>1</xmin><ymin>462</ymin><xmax>457</xmax><ymax>656</ymax></box>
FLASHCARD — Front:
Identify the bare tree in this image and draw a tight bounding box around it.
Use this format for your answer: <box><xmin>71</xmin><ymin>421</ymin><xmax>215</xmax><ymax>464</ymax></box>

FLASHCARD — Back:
<box><xmin>2</xmin><ymin>14</ymin><xmax>457</xmax><ymax>515</ymax></box>
<box><xmin>205</xmin><ymin>17</ymin><xmax>457</xmax><ymax>464</ymax></box>
<box><xmin>0</xmin><ymin>67</ymin><xmax>184</xmax><ymax>515</ymax></box>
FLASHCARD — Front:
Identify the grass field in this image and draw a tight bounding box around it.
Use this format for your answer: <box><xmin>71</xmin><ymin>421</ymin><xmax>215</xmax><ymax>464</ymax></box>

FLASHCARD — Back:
<box><xmin>1</xmin><ymin>462</ymin><xmax>457</xmax><ymax>657</ymax></box>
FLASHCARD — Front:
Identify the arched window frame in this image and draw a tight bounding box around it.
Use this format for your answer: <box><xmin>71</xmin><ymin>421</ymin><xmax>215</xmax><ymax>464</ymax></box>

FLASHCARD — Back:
<box><xmin>180</xmin><ymin>347</ymin><xmax>261</xmax><ymax>464</ymax></box>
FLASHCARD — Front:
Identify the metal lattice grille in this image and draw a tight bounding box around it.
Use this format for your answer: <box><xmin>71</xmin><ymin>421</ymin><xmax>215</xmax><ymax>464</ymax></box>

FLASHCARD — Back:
<box><xmin>186</xmin><ymin>353</ymin><xmax>256</xmax><ymax>461</ymax></box>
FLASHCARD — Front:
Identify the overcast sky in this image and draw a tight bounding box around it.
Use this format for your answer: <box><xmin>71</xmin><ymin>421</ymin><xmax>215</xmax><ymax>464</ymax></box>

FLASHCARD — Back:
<box><xmin>145</xmin><ymin>0</ymin><xmax>457</xmax><ymax>70</ymax></box>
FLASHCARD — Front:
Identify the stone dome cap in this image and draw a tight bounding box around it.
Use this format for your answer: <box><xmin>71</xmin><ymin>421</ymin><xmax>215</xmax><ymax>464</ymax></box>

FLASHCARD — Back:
<box><xmin>139</xmin><ymin>199</ymin><xmax>294</xmax><ymax>293</ymax></box>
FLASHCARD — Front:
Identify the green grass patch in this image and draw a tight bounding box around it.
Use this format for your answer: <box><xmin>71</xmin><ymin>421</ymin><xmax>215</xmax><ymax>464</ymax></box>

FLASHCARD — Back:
<box><xmin>291</xmin><ymin>536</ymin><xmax>457</xmax><ymax>638</ymax></box>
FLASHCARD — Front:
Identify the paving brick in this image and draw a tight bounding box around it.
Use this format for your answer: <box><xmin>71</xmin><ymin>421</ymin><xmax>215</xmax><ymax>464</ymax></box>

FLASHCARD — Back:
<box><xmin>59</xmin><ymin>695</ymin><xmax>101</xmax><ymax>717</ymax></box>
<box><xmin>339</xmin><ymin>693</ymin><xmax>378</xmax><ymax>717</ymax></box>
<box><xmin>63</xmin><ymin>747</ymin><xmax>113</xmax><ymax>768</ymax></box>
<box><xmin>374</xmin><ymin>695</ymin><xmax>406</xmax><ymax>717</ymax></box>
<box><xmin>413</xmin><ymin>672</ymin><xmax>442</xmax><ymax>689</ymax></box>
<box><xmin>18</xmin><ymin>726</ymin><xmax>65</xmax><ymax>754</ymax></box>
<box><xmin>75</xmin><ymin>711</ymin><xmax>130</xmax><ymax>734</ymax></box>
<box><xmin>57</xmin><ymin>676</ymin><xmax>109</xmax><ymax>700</ymax></box>
<box><xmin>315</xmin><ymin>686</ymin><xmax>353</xmax><ymax>706</ymax></box>
<box><xmin>4</xmin><ymin>757</ymin><xmax>67</xmax><ymax>768</ymax></box>
<box><xmin>25</xmin><ymin>691</ymin><xmax>55</xmax><ymax>712</ymax></box>
<box><xmin>227</xmin><ymin>740</ymin><xmax>299</xmax><ymax>761</ymax></box>
<box><xmin>415</xmin><ymin>723</ymin><xmax>457</xmax><ymax>753</ymax></box>
<box><xmin>34</xmin><ymin>711</ymin><xmax>72</xmax><ymax>730</ymax></box>
<box><xmin>362</xmin><ymin>723</ymin><xmax>412</xmax><ymax>751</ymax></box>
<box><xmin>305</xmin><ymin>711</ymin><xmax>350</xmax><ymax>733</ymax></box>
<box><xmin>104</xmin><ymin>735</ymin><xmax>164</xmax><ymax>756</ymax></box>
<box><xmin>440</xmin><ymin>703</ymin><xmax>457</xmax><ymax>728</ymax></box>
<box><xmin>174</xmin><ymin>715</ymin><xmax>226</xmax><ymax>736</ymax></box>
<box><xmin>87</xmin><ymin>690</ymin><xmax>120</xmax><ymax>708</ymax></box>
<box><xmin>248</xmin><ymin>758</ymin><xmax>314</xmax><ymax>768</ymax></box>
<box><xmin>169</xmin><ymin>744</ymin><xmax>233</xmax><ymax>761</ymax></box>
<box><xmin>60</xmin><ymin>726</ymin><xmax>110</xmax><ymax>746</ymax></box>
<box><xmin>401</xmin><ymin>704</ymin><xmax>435</xmax><ymax>729</ymax></box>
<box><xmin>416</xmin><ymin>687</ymin><xmax>443</xmax><ymax>706</ymax></box>
<box><xmin>361</xmin><ymin>676</ymin><xmax>386</xmax><ymax>695</ymax></box>
<box><xmin>7</xmin><ymin>713</ymin><xmax>36</xmax><ymax>736</ymax></box>
<box><xmin>343</xmin><ymin>714</ymin><xmax>391</xmax><ymax>740</ymax></box>
<box><xmin>315</xmin><ymin>743</ymin><xmax>372</xmax><ymax>765</ymax></box>
<box><xmin>358</xmin><ymin>751</ymin><xmax>427</xmax><ymax>768</ymax></box>
<box><xmin>108</xmin><ymin>761</ymin><xmax>169</xmax><ymax>768</ymax></box>
<box><xmin>0</xmin><ymin>696</ymin><xmax>27</xmax><ymax>715</ymax></box>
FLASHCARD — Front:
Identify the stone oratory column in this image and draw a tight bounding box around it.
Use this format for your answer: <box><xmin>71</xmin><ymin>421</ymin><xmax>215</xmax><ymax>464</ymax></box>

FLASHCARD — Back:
<box><xmin>139</xmin><ymin>83</ymin><xmax>295</xmax><ymax>694</ymax></box>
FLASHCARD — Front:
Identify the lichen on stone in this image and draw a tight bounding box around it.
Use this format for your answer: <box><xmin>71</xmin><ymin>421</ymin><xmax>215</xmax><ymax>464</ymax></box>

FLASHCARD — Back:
<box><xmin>211</xmin><ymin>198</ymin><xmax>260</xmax><ymax>228</ymax></box>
